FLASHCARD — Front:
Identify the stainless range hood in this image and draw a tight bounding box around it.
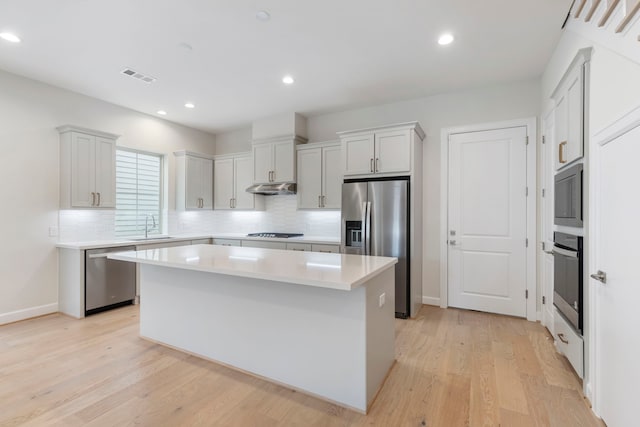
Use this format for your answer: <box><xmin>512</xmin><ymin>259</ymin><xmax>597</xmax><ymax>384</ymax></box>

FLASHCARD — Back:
<box><xmin>245</xmin><ymin>182</ymin><xmax>297</xmax><ymax>195</ymax></box>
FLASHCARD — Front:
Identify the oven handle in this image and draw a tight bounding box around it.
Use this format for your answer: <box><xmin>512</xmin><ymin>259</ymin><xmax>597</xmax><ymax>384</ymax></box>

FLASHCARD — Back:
<box><xmin>552</xmin><ymin>246</ymin><xmax>578</xmax><ymax>258</ymax></box>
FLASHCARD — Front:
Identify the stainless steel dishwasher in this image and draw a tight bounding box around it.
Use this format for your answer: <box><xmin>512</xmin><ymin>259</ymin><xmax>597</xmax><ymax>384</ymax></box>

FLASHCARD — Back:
<box><xmin>85</xmin><ymin>246</ymin><xmax>136</xmax><ymax>315</ymax></box>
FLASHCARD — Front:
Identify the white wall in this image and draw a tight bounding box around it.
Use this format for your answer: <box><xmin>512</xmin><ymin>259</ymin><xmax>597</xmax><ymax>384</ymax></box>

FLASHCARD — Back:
<box><xmin>215</xmin><ymin>127</ymin><xmax>252</xmax><ymax>155</ymax></box>
<box><xmin>305</xmin><ymin>80</ymin><xmax>542</xmax><ymax>301</ymax></box>
<box><xmin>0</xmin><ymin>69</ymin><xmax>215</xmax><ymax>321</ymax></box>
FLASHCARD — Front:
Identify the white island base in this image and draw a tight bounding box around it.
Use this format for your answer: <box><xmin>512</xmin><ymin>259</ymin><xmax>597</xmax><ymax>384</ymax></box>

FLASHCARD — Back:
<box><xmin>123</xmin><ymin>246</ymin><xmax>397</xmax><ymax>413</ymax></box>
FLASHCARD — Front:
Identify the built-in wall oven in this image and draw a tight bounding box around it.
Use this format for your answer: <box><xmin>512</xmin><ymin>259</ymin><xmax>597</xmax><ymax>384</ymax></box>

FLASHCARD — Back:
<box><xmin>555</xmin><ymin>163</ymin><xmax>583</xmax><ymax>227</ymax></box>
<box><xmin>553</xmin><ymin>232</ymin><xmax>583</xmax><ymax>334</ymax></box>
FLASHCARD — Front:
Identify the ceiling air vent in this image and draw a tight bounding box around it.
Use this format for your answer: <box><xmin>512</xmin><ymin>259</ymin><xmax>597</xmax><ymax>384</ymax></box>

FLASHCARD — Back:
<box><xmin>120</xmin><ymin>68</ymin><xmax>157</xmax><ymax>84</ymax></box>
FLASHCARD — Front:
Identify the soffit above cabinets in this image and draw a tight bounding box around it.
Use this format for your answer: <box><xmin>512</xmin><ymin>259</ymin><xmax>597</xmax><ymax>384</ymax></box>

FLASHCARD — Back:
<box><xmin>0</xmin><ymin>0</ymin><xmax>571</xmax><ymax>133</ymax></box>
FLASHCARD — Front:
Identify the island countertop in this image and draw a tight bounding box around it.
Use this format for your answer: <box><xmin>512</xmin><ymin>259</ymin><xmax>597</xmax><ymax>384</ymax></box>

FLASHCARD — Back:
<box><xmin>108</xmin><ymin>244</ymin><xmax>397</xmax><ymax>291</ymax></box>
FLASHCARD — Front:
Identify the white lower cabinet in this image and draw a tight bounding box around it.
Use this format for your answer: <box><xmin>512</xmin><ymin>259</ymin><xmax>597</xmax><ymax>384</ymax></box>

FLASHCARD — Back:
<box><xmin>212</xmin><ymin>238</ymin><xmax>241</xmax><ymax>247</ymax></box>
<box><xmin>191</xmin><ymin>238</ymin><xmax>212</xmax><ymax>245</ymax></box>
<box><xmin>286</xmin><ymin>243</ymin><xmax>312</xmax><ymax>252</ymax></box>
<box><xmin>311</xmin><ymin>244</ymin><xmax>340</xmax><ymax>253</ymax></box>
<box><xmin>241</xmin><ymin>240</ymin><xmax>287</xmax><ymax>250</ymax></box>
<box><xmin>554</xmin><ymin>308</ymin><xmax>584</xmax><ymax>378</ymax></box>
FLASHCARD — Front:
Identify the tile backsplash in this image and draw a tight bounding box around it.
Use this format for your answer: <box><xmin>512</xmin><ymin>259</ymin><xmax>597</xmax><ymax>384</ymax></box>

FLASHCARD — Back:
<box><xmin>58</xmin><ymin>195</ymin><xmax>340</xmax><ymax>242</ymax></box>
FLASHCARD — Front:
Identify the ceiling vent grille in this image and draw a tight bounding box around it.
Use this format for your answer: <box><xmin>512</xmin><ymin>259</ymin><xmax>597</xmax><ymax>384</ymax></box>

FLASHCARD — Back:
<box><xmin>120</xmin><ymin>68</ymin><xmax>157</xmax><ymax>84</ymax></box>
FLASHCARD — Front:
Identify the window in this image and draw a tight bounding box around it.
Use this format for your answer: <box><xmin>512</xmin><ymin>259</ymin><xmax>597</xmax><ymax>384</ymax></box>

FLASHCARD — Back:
<box><xmin>115</xmin><ymin>148</ymin><xmax>163</xmax><ymax>237</ymax></box>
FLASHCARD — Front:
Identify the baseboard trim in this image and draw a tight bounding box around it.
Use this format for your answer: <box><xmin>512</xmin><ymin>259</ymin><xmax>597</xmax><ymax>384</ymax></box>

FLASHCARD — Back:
<box><xmin>422</xmin><ymin>296</ymin><xmax>441</xmax><ymax>306</ymax></box>
<box><xmin>0</xmin><ymin>303</ymin><xmax>58</xmax><ymax>326</ymax></box>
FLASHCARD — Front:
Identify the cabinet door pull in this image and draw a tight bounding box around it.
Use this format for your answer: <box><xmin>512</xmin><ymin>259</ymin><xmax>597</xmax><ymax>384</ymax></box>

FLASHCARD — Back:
<box><xmin>322</xmin><ymin>195</ymin><xmax>326</xmax><ymax>207</ymax></box>
<box><xmin>97</xmin><ymin>192</ymin><xmax>101</xmax><ymax>206</ymax></box>
<box><xmin>318</xmin><ymin>195</ymin><xmax>322</xmax><ymax>208</ymax></box>
<box><xmin>91</xmin><ymin>192</ymin><xmax>96</xmax><ymax>206</ymax></box>
<box><xmin>271</xmin><ymin>170</ymin><xmax>275</xmax><ymax>182</ymax></box>
<box><xmin>370</xmin><ymin>158</ymin><xmax>374</xmax><ymax>172</ymax></box>
<box><xmin>559</xmin><ymin>141</ymin><xmax>568</xmax><ymax>164</ymax></box>
<box><xmin>375</xmin><ymin>158</ymin><xmax>379</xmax><ymax>172</ymax></box>
<box><xmin>557</xmin><ymin>333</ymin><xmax>569</xmax><ymax>344</ymax></box>
<box><xmin>318</xmin><ymin>250</ymin><xmax>332</xmax><ymax>253</ymax></box>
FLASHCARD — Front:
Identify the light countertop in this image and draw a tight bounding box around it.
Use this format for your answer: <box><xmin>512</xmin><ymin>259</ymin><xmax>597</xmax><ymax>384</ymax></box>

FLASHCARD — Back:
<box><xmin>108</xmin><ymin>244</ymin><xmax>396</xmax><ymax>291</ymax></box>
<box><xmin>56</xmin><ymin>233</ymin><xmax>341</xmax><ymax>250</ymax></box>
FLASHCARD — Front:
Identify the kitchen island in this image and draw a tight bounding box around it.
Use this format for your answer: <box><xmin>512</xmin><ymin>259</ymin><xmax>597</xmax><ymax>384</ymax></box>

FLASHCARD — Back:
<box><xmin>109</xmin><ymin>244</ymin><xmax>397</xmax><ymax>413</ymax></box>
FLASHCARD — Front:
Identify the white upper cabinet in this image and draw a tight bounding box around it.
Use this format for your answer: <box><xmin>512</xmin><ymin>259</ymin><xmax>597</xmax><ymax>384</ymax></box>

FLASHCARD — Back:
<box><xmin>552</xmin><ymin>48</ymin><xmax>591</xmax><ymax>170</ymax></box>
<box><xmin>214</xmin><ymin>153</ymin><xmax>263</xmax><ymax>210</ymax></box>
<box><xmin>252</xmin><ymin>135</ymin><xmax>306</xmax><ymax>184</ymax></box>
<box><xmin>58</xmin><ymin>125</ymin><xmax>118</xmax><ymax>209</ymax></box>
<box><xmin>297</xmin><ymin>142</ymin><xmax>342</xmax><ymax>209</ymax></box>
<box><xmin>338</xmin><ymin>122</ymin><xmax>425</xmax><ymax>177</ymax></box>
<box><xmin>175</xmin><ymin>151</ymin><xmax>214</xmax><ymax>210</ymax></box>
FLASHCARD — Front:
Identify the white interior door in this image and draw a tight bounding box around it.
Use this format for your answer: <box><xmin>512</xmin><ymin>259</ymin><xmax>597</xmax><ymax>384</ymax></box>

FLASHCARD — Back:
<box><xmin>593</xmin><ymin>122</ymin><xmax>640</xmax><ymax>427</ymax></box>
<box><xmin>541</xmin><ymin>112</ymin><xmax>556</xmax><ymax>329</ymax></box>
<box><xmin>448</xmin><ymin>127</ymin><xmax>528</xmax><ymax>317</ymax></box>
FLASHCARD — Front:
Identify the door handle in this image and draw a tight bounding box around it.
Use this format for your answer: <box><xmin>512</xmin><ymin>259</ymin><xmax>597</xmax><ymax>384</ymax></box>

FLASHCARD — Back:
<box><xmin>370</xmin><ymin>158</ymin><xmax>374</xmax><ymax>173</ymax></box>
<box><xmin>318</xmin><ymin>195</ymin><xmax>322</xmax><ymax>208</ymax></box>
<box><xmin>590</xmin><ymin>270</ymin><xmax>607</xmax><ymax>284</ymax></box>
<box><xmin>91</xmin><ymin>192</ymin><xmax>96</xmax><ymax>206</ymax></box>
<box><xmin>230</xmin><ymin>198</ymin><xmax>233</xmax><ymax>208</ymax></box>
<box><xmin>449</xmin><ymin>240</ymin><xmax>458</xmax><ymax>246</ymax></box>
<box><xmin>322</xmin><ymin>195</ymin><xmax>326</xmax><ymax>207</ymax></box>
<box><xmin>559</xmin><ymin>141</ymin><xmax>567</xmax><ymax>164</ymax></box>
<box><xmin>375</xmin><ymin>158</ymin><xmax>379</xmax><ymax>172</ymax></box>
<box><xmin>557</xmin><ymin>333</ymin><xmax>569</xmax><ymax>344</ymax></box>
<box><xmin>97</xmin><ymin>192</ymin><xmax>101</xmax><ymax>206</ymax></box>
<box><xmin>233</xmin><ymin>198</ymin><xmax>236</xmax><ymax>208</ymax></box>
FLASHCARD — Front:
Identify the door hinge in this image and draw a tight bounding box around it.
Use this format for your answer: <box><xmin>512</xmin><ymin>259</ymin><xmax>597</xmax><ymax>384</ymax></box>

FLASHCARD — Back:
<box><xmin>542</xmin><ymin>135</ymin><xmax>546</xmax><ymax>144</ymax></box>
<box><xmin>526</xmin><ymin>290</ymin><xmax>529</xmax><ymax>299</ymax></box>
<box><xmin>526</xmin><ymin>136</ymin><xmax>529</xmax><ymax>145</ymax></box>
<box><xmin>542</xmin><ymin>188</ymin><xmax>546</xmax><ymax>197</ymax></box>
<box><xmin>526</xmin><ymin>238</ymin><xmax>529</xmax><ymax>247</ymax></box>
<box><xmin>542</xmin><ymin>295</ymin><xmax>546</xmax><ymax>305</ymax></box>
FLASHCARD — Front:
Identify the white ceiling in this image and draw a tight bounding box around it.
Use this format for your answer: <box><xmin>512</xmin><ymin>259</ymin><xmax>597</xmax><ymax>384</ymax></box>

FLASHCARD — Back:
<box><xmin>0</xmin><ymin>0</ymin><xmax>571</xmax><ymax>134</ymax></box>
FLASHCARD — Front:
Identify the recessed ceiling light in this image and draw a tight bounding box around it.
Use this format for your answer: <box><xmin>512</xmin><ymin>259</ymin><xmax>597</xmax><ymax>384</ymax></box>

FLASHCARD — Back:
<box><xmin>184</xmin><ymin>103</ymin><xmax>195</xmax><ymax>109</ymax></box>
<box><xmin>0</xmin><ymin>32</ymin><xmax>21</xmax><ymax>43</ymax></box>
<box><xmin>256</xmin><ymin>10</ymin><xmax>271</xmax><ymax>22</ymax></box>
<box><xmin>438</xmin><ymin>33</ymin><xmax>454</xmax><ymax>46</ymax></box>
<box><xmin>157</xmin><ymin>110</ymin><xmax>167</xmax><ymax>116</ymax></box>
<box><xmin>282</xmin><ymin>75</ymin><xmax>294</xmax><ymax>85</ymax></box>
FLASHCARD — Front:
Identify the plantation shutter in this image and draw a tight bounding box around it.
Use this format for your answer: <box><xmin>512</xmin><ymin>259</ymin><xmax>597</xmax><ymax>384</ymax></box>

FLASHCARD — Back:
<box><xmin>115</xmin><ymin>149</ymin><xmax>162</xmax><ymax>237</ymax></box>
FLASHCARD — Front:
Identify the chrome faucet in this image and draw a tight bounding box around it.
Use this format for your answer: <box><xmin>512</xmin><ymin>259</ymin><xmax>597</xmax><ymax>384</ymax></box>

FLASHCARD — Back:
<box><xmin>145</xmin><ymin>214</ymin><xmax>156</xmax><ymax>238</ymax></box>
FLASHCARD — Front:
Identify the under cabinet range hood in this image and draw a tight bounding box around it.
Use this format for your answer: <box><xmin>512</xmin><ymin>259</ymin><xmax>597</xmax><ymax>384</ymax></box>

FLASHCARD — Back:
<box><xmin>245</xmin><ymin>182</ymin><xmax>297</xmax><ymax>195</ymax></box>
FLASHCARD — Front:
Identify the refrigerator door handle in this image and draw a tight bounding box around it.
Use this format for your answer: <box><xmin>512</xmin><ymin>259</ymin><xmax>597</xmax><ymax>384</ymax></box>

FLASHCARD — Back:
<box><xmin>361</xmin><ymin>201</ymin><xmax>367</xmax><ymax>255</ymax></box>
<box><xmin>365</xmin><ymin>201</ymin><xmax>372</xmax><ymax>255</ymax></box>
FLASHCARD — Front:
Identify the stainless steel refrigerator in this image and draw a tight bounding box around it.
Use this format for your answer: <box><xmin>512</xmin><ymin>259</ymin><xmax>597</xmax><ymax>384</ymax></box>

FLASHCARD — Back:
<box><xmin>341</xmin><ymin>178</ymin><xmax>410</xmax><ymax>318</ymax></box>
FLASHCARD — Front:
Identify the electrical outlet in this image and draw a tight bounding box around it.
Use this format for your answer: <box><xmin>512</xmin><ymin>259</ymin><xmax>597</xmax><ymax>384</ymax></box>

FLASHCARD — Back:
<box><xmin>379</xmin><ymin>293</ymin><xmax>385</xmax><ymax>308</ymax></box>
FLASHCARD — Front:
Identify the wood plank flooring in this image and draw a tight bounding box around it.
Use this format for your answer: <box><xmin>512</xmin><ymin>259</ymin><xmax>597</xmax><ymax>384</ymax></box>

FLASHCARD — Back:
<box><xmin>0</xmin><ymin>305</ymin><xmax>604</xmax><ymax>426</ymax></box>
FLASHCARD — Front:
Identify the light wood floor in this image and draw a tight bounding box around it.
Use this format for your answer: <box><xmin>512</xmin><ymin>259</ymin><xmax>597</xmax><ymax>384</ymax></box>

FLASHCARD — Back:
<box><xmin>0</xmin><ymin>305</ymin><xmax>604</xmax><ymax>427</ymax></box>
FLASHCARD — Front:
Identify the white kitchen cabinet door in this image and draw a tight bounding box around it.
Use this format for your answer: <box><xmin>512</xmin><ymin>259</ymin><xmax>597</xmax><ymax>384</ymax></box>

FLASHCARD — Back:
<box><xmin>311</xmin><ymin>244</ymin><xmax>340</xmax><ymax>253</ymax></box>
<box><xmin>177</xmin><ymin>153</ymin><xmax>213</xmax><ymax>210</ymax></box>
<box><xmin>93</xmin><ymin>136</ymin><xmax>116</xmax><ymax>208</ymax></box>
<box><xmin>286</xmin><ymin>242</ymin><xmax>312</xmax><ymax>252</ymax></box>
<box><xmin>70</xmin><ymin>132</ymin><xmax>96</xmax><ymax>208</ymax></box>
<box><xmin>565</xmin><ymin>66</ymin><xmax>584</xmax><ymax>165</ymax></box>
<box><xmin>201</xmin><ymin>157</ymin><xmax>213</xmax><ymax>209</ymax></box>
<box><xmin>273</xmin><ymin>140</ymin><xmax>294</xmax><ymax>183</ymax></box>
<box><xmin>253</xmin><ymin>143</ymin><xmax>272</xmax><ymax>183</ymax></box>
<box><xmin>214</xmin><ymin>158</ymin><xmax>234</xmax><ymax>210</ymax></box>
<box><xmin>297</xmin><ymin>148</ymin><xmax>323</xmax><ymax>209</ymax></box>
<box><xmin>342</xmin><ymin>134</ymin><xmax>374</xmax><ymax>175</ymax></box>
<box><xmin>322</xmin><ymin>145</ymin><xmax>342</xmax><ymax>209</ymax></box>
<box><xmin>233</xmin><ymin>155</ymin><xmax>255</xmax><ymax>209</ymax></box>
<box><xmin>552</xmin><ymin>49</ymin><xmax>589</xmax><ymax>170</ymax></box>
<box><xmin>374</xmin><ymin>129</ymin><xmax>411</xmax><ymax>174</ymax></box>
<box><xmin>185</xmin><ymin>156</ymin><xmax>203</xmax><ymax>209</ymax></box>
<box><xmin>241</xmin><ymin>240</ymin><xmax>286</xmax><ymax>250</ymax></box>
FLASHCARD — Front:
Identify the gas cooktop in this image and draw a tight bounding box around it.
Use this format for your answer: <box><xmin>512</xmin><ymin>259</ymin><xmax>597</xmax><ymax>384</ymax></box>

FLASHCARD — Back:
<box><xmin>246</xmin><ymin>232</ymin><xmax>304</xmax><ymax>238</ymax></box>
